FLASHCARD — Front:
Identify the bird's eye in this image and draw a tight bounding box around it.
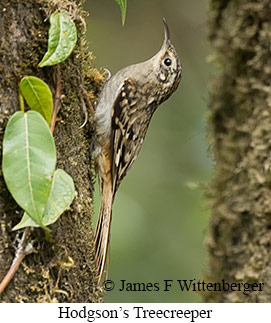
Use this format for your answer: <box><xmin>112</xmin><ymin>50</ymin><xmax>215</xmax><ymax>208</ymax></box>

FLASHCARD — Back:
<box><xmin>164</xmin><ymin>58</ymin><xmax>172</xmax><ymax>66</ymax></box>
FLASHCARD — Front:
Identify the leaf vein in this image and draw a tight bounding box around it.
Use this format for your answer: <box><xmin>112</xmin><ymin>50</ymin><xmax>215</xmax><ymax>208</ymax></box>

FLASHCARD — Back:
<box><xmin>24</xmin><ymin>114</ymin><xmax>37</xmax><ymax>220</ymax></box>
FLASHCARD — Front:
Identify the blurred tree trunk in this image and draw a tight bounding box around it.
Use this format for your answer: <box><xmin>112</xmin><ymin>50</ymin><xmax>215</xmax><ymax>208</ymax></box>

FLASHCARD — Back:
<box><xmin>206</xmin><ymin>0</ymin><xmax>271</xmax><ymax>302</ymax></box>
<box><xmin>0</xmin><ymin>0</ymin><xmax>102</xmax><ymax>302</ymax></box>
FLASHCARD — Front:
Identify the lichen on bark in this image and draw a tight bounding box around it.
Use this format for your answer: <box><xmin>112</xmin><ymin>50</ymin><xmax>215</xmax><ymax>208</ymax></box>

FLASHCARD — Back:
<box><xmin>0</xmin><ymin>0</ymin><xmax>103</xmax><ymax>302</ymax></box>
<box><xmin>206</xmin><ymin>0</ymin><xmax>271</xmax><ymax>302</ymax></box>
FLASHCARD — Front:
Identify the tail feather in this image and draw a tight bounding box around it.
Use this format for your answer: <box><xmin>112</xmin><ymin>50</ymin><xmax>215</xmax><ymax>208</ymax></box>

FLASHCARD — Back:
<box><xmin>94</xmin><ymin>180</ymin><xmax>114</xmax><ymax>284</ymax></box>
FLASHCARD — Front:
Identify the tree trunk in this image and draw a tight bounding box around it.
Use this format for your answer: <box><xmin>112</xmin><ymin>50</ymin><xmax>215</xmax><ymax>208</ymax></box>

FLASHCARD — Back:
<box><xmin>0</xmin><ymin>0</ymin><xmax>102</xmax><ymax>302</ymax></box>
<box><xmin>206</xmin><ymin>0</ymin><xmax>271</xmax><ymax>302</ymax></box>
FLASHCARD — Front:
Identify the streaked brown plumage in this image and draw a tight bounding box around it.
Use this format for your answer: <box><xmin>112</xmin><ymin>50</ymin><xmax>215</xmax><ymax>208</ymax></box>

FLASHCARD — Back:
<box><xmin>94</xmin><ymin>18</ymin><xmax>182</xmax><ymax>284</ymax></box>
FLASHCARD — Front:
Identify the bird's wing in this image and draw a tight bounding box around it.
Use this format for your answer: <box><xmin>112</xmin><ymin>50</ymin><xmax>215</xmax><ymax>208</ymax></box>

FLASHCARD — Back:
<box><xmin>110</xmin><ymin>78</ymin><xmax>152</xmax><ymax>193</ymax></box>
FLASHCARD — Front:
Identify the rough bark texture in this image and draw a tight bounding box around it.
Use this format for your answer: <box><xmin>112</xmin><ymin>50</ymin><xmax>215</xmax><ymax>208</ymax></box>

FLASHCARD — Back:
<box><xmin>0</xmin><ymin>0</ymin><xmax>103</xmax><ymax>302</ymax></box>
<box><xmin>206</xmin><ymin>0</ymin><xmax>271</xmax><ymax>302</ymax></box>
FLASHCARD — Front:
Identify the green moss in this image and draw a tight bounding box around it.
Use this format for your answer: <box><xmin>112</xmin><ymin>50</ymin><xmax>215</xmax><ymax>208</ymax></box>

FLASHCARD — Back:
<box><xmin>206</xmin><ymin>0</ymin><xmax>271</xmax><ymax>302</ymax></box>
<box><xmin>0</xmin><ymin>0</ymin><xmax>104</xmax><ymax>302</ymax></box>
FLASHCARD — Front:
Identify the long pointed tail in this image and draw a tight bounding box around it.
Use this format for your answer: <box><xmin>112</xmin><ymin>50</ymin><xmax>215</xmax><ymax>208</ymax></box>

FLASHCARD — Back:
<box><xmin>94</xmin><ymin>180</ymin><xmax>114</xmax><ymax>285</ymax></box>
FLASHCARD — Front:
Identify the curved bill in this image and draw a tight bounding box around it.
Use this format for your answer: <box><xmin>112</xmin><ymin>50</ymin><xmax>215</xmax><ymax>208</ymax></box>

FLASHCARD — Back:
<box><xmin>162</xmin><ymin>17</ymin><xmax>170</xmax><ymax>44</ymax></box>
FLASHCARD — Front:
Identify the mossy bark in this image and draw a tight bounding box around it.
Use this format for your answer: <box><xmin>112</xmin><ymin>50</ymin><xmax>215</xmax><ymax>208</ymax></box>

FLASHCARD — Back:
<box><xmin>0</xmin><ymin>0</ymin><xmax>103</xmax><ymax>302</ymax></box>
<box><xmin>206</xmin><ymin>0</ymin><xmax>271</xmax><ymax>302</ymax></box>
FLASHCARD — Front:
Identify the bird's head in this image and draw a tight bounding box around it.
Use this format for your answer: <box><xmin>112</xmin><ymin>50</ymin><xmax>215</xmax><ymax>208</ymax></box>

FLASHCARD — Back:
<box><xmin>153</xmin><ymin>18</ymin><xmax>182</xmax><ymax>98</ymax></box>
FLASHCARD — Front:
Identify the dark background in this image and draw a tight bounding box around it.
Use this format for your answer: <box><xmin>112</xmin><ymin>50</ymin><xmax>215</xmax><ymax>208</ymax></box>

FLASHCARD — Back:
<box><xmin>84</xmin><ymin>0</ymin><xmax>211</xmax><ymax>302</ymax></box>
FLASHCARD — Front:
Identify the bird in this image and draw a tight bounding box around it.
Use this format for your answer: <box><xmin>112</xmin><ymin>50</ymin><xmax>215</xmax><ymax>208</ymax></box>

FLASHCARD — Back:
<box><xmin>93</xmin><ymin>18</ymin><xmax>182</xmax><ymax>284</ymax></box>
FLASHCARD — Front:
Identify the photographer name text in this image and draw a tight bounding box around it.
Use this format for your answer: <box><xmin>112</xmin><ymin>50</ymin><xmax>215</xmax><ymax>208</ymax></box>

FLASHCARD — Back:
<box><xmin>104</xmin><ymin>279</ymin><xmax>264</xmax><ymax>295</ymax></box>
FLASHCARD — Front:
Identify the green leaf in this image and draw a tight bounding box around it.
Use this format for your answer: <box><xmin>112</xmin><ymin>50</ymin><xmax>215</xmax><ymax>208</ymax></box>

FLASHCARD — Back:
<box><xmin>12</xmin><ymin>213</ymin><xmax>36</xmax><ymax>230</ymax></box>
<box><xmin>39</xmin><ymin>11</ymin><xmax>77</xmax><ymax>67</ymax></box>
<box><xmin>19</xmin><ymin>76</ymin><xmax>53</xmax><ymax>124</ymax></box>
<box><xmin>114</xmin><ymin>0</ymin><xmax>127</xmax><ymax>25</ymax></box>
<box><xmin>13</xmin><ymin>169</ymin><xmax>75</xmax><ymax>230</ymax></box>
<box><xmin>2</xmin><ymin>111</ymin><xmax>56</xmax><ymax>227</ymax></box>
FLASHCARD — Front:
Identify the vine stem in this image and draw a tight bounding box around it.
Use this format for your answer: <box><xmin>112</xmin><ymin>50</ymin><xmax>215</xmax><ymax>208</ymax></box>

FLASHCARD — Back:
<box><xmin>19</xmin><ymin>90</ymin><xmax>25</xmax><ymax>112</ymax></box>
<box><xmin>0</xmin><ymin>227</ymin><xmax>32</xmax><ymax>295</ymax></box>
<box><xmin>50</xmin><ymin>64</ymin><xmax>62</xmax><ymax>134</ymax></box>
